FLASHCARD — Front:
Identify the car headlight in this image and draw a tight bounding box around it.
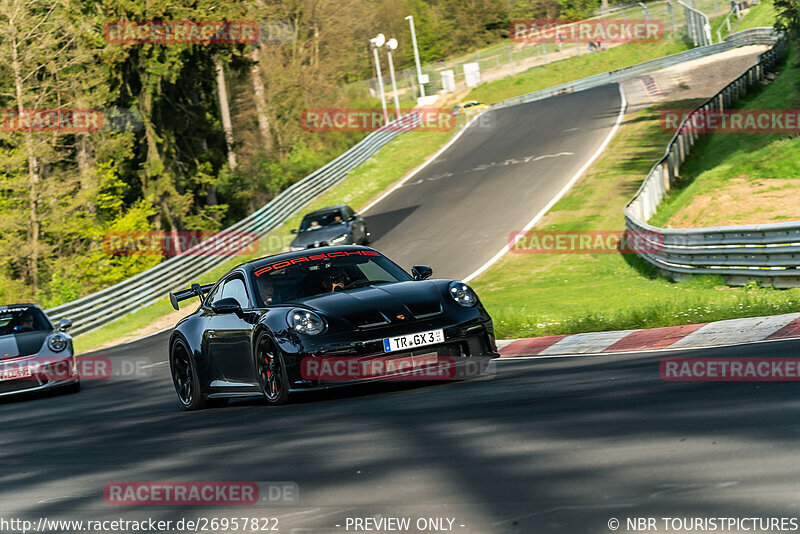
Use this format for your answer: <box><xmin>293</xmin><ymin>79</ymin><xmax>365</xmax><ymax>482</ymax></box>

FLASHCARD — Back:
<box><xmin>448</xmin><ymin>281</ymin><xmax>478</xmax><ymax>307</ymax></box>
<box><xmin>288</xmin><ymin>309</ymin><xmax>326</xmax><ymax>335</ymax></box>
<box><xmin>330</xmin><ymin>234</ymin><xmax>349</xmax><ymax>244</ymax></box>
<box><xmin>290</xmin><ymin>246</ymin><xmax>305</xmax><ymax>251</ymax></box>
<box><xmin>48</xmin><ymin>333</ymin><xmax>69</xmax><ymax>352</ymax></box>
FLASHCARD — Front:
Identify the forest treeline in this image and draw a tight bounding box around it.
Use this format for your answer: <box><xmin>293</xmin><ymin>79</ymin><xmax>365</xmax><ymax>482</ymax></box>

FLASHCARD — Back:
<box><xmin>0</xmin><ymin>0</ymin><xmax>610</xmax><ymax>307</ymax></box>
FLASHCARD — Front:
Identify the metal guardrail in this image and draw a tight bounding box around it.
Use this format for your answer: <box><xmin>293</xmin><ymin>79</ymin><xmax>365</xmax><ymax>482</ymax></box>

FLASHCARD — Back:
<box><xmin>46</xmin><ymin>113</ymin><xmax>422</xmax><ymax>336</ymax></box>
<box><xmin>491</xmin><ymin>27</ymin><xmax>778</xmax><ymax>111</ymax></box>
<box><xmin>624</xmin><ymin>30</ymin><xmax>800</xmax><ymax>286</ymax></box>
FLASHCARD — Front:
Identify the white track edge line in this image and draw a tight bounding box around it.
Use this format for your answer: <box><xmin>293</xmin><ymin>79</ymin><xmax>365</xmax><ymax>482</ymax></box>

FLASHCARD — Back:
<box><xmin>463</xmin><ymin>83</ymin><xmax>628</xmax><ymax>283</ymax></box>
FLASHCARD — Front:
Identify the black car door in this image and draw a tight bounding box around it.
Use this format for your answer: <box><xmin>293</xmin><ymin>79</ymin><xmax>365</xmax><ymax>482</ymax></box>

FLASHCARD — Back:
<box><xmin>206</xmin><ymin>274</ymin><xmax>258</xmax><ymax>386</ymax></box>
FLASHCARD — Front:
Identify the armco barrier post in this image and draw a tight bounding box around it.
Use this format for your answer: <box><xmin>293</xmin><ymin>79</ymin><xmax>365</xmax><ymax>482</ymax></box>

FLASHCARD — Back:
<box><xmin>662</xmin><ymin>160</ymin><xmax>671</xmax><ymax>191</ymax></box>
<box><xmin>668</xmin><ymin>148</ymin><xmax>677</xmax><ymax>181</ymax></box>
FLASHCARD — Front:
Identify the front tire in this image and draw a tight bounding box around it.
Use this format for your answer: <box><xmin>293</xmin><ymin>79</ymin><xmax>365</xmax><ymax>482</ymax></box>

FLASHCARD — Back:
<box><xmin>255</xmin><ymin>333</ymin><xmax>290</xmax><ymax>406</ymax></box>
<box><xmin>171</xmin><ymin>339</ymin><xmax>206</xmax><ymax>410</ymax></box>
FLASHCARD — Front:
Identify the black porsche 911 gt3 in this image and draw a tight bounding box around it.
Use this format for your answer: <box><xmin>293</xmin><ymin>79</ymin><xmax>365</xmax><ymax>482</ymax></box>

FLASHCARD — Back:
<box><xmin>168</xmin><ymin>246</ymin><xmax>498</xmax><ymax>410</ymax></box>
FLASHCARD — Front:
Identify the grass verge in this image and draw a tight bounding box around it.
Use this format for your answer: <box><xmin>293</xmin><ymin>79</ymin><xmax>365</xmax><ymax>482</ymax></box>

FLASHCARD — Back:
<box><xmin>650</xmin><ymin>42</ymin><xmax>799</xmax><ymax>228</ymax></box>
<box><xmin>471</xmin><ymin>101</ymin><xmax>800</xmax><ymax>339</ymax></box>
<box><xmin>467</xmin><ymin>37</ymin><xmax>692</xmax><ymax>104</ymax></box>
<box><xmin>736</xmin><ymin>0</ymin><xmax>778</xmax><ymax>31</ymax></box>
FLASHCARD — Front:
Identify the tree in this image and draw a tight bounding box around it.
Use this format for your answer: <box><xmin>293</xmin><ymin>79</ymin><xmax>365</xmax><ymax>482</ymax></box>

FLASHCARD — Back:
<box><xmin>774</xmin><ymin>0</ymin><xmax>800</xmax><ymax>32</ymax></box>
<box><xmin>0</xmin><ymin>0</ymin><xmax>76</xmax><ymax>293</ymax></box>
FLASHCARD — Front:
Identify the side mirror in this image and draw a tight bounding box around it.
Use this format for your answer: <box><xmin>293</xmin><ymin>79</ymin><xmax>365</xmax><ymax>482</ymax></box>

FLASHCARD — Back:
<box><xmin>348</xmin><ymin>215</ymin><xmax>357</xmax><ymax>222</ymax></box>
<box><xmin>411</xmin><ymin>265</ymin><xmax>433</xmax><ymax>281</ymax></box>
<box><xmin>290</xmin><ymin>229</ymin><xmax>298</xmax><ymax>235</ymax></box>
<box><xmin>210</xmin><ymin>297</ymin><xmax>242</xmax><ymax>315</ymax></box>
<box><xmin>58</xmin><ymin>318</ymin><xmax>72</xmax><ymax>332</ymax></box>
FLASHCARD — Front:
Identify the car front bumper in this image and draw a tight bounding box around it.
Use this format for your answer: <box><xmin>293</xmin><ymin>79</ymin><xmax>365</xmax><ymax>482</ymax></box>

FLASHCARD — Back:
<box><xmin>281</xmin><ymin>314</ymin><xmax>498</xmax><ymax>391</ymax></box>
<box><xmin>0</xmin><ymin>354</ymin><xmax>79</xmax><ymax>398</ymax></box>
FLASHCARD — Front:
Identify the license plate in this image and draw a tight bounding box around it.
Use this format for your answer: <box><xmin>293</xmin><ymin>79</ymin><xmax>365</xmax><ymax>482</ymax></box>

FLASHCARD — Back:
<box><xmin>1</xmin><ymin>366</ymin><xmax>31</xmax><ymax>380</ymax></box>
<box><xmin>383</xmin><ymin>329</ymin><xmax>445</xmax><ymax>353</ymax></box>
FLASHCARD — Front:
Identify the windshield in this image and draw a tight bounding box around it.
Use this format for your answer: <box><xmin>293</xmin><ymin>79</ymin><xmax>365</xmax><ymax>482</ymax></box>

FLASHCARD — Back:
<box><xmin>298</xmin><ymin>211</ymin><xmax>345</xmax><ymax>232</ymax></box>
<box><xmin>253</xmin><ymin>251</ymin><xmax>412</xmax><ymax>305</ymax></box>
<box><xmin>0</xmin><ymin>306</ymin><xmax>52</xmax><ymax>335</ymax></box>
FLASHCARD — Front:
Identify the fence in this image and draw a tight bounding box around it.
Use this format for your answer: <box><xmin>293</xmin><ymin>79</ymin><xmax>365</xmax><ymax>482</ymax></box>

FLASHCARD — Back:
<box><xmin>716</xmin><ymin>4</ymin><xmax>741</xmax><ymax>43</ymax></box>
<box><xmin>491</xmin><ymin>27</ymin><xmax>778</xmax><ymax>110</ymax></box>
<box><xmin>45</xmin><ymin>113</ymin><xmax>422</xmax><ymax>336</ymax></box>
<box><xmin>623</xmin><ymin>31</ymin><xmax>799</xmax><ymax>286</ymax></box>
<box><xmin>681</xmin><ymin>0</ymin><xmax>713</xmax><ymax>46</ymax></box>
<box><xmin>358</xmin><ymin>0</ymin><xmax>730</xmax><ymax>101</ymax></box>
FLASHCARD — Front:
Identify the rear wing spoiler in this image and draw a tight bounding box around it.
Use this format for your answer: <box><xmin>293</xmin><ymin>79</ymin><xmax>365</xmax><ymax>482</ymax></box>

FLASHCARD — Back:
<box><xmin>169</xmin><ymin>283</ymin><xmax>214</xmax><ymax>311</ymax></box>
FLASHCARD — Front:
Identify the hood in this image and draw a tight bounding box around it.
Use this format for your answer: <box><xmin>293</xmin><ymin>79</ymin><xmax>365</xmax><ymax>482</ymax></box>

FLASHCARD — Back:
<box><xmin>291</xmin><ymin>225</ymin><xmax>349</xmax><ymax>248</ymax></box>
<box><xmin>0</xmin><ymin>330</ymin><xmax>49</xmax><ymax>358</ymax></box>
<box><xmin>298</xmin><ymin>281</ymin><xmax>443</xmax><ymax>329</ymax></box>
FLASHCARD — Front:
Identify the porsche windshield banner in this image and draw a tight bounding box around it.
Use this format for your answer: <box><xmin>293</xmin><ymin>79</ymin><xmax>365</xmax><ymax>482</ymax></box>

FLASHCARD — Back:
<box><xmin>254</xmin><ymin>249</ymin><xmax>381</xmax><ymax>276</ymax></box>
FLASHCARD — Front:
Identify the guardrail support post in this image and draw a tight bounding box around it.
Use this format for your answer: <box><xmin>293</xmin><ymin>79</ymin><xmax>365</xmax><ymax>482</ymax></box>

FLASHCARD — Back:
<box><xmin>668</xmin><ymin>148</ymin><xmax>678</xmax><ymax>181</ymax></box>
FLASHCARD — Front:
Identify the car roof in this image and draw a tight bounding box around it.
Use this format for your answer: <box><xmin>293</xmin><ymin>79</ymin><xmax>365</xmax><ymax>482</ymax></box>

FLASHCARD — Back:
<box><xmin>301</xmin><ymin>205</ymin><xmax>350</xmax><ymax>218</ymax></box>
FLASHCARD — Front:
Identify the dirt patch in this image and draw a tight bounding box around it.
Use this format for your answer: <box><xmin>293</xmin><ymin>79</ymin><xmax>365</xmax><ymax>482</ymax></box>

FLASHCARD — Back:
<box><xmin>623</xmin><ymin>45</ymin><xmax>768</xmax><ymax>110</ymax></box>
<box><xmin>666</xmin><ymin>178</ymin><xmax>800</xmax><ymax>228</ymax></box>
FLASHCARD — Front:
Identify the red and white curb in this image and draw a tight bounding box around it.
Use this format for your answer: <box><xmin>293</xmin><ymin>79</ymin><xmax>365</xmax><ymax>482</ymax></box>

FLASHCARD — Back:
<box><xmin>497</xmin><ymin>312</ymin><xmax>800</xmax><ymax>358</ymax></box>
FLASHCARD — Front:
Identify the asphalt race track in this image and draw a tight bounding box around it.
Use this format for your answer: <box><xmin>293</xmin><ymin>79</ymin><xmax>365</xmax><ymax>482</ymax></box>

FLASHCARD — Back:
<box><xmin>4</xmin><ymin>84</ymin><xmax>795</xmax><ymax>533</ymax></box>
<box><xmin>366</xmin><ymin>83</ymin><xmax>623</xmax><ymax>280</ymax></box>
<box><xmin>3</xmin><ymin>336</ymin><xmax>800</xmax><ymax>532</ymax></box>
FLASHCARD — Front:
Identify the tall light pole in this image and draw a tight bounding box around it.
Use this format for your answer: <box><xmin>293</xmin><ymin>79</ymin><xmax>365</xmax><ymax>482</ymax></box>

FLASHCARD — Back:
<box><xmin>404</xmin><ymin>15</ymin><xmax>426</xmax><ymax>99</ymax></box>
<box><xmin>370</xmin><ymin>33</ymin><xmax>389</xmax><ymax>123</ymax></box>
<box><xmin>385</xmin><ymin>38</ymin><xmax>401</xmax><ymax>120</ymax></box>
